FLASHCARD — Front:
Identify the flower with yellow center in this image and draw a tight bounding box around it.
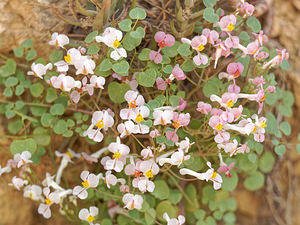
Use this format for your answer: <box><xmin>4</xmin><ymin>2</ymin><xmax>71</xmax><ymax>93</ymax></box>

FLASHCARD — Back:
<box><xmin>226</xmin><ymin>100</ymin><xmax>234</xmax><ymax>108</ymax></box>
<box><xmin>260</xmin><ymin>121</ymin><xmax>267</xmax><ymax>128</ymax></box>
<box><xmin>210</xmin><ymin>172</ymin><xmax>217</xmax><ymax>179</ymax></box>
<box><xmin>82</xmin><ymin>180</ymin><xmax>90</xmax><ymax>188</ymax></box>
<box><xmin>96</xmin><ymin>120</ymin><xmax>104</xmax><ymax>129</ymax></box>
<box><xmin>136</xmin><ymin>113</ymin><xmax>144</xmax><ymax>123</ymax></box>
<box><xmin>113</xmin><ymin>39</ymin><xmax>120</xmax><ymax>48</ymax></box>
<box><xmin>66</xmin><ymin>151</ymin><xmax>73</xmax><ymax>158</ymax></box>
<box><xmin>45</xmin><ymin>197</ymin><xmax>52</xmax><ymax>205</ymax></box>
<box><xmin>87</xmin><ymin>215</ymin><xmax>95</xmax><ymax>222</ymax></box>
<box><xmin>227</xmin><ymin>23</ymin><xmax>235</xmax><ymax>31</ymax></box>
<box><xmin>64</xmin><ymin>54</ymin><xmax>71</xmax><ymax>63</ymax></box>
<box><xmin>197</xmin><ymin>44</ymin><xmax>205</xmax><ymax>52</ymax></box>
<box><xmin>113</xmin><ymin>151</ymin><xmax>121</xmax><ymax>159</ymax></box>
<box><xmin>215</xmin><ymin>123</ymin><xmax>223</xmax><ymax>131</ymax></box>
<box><xmin>252</xmin><ymin>125</ymin><xmax>258</xmax><ymax>133</ymax></box>
<box><xmin>129</xmin><ymin>100</ymin><xmax>137</xmax><ymax>108</ymax></box>
<box><xmin>172</xmin><ymin>120</ymin><xmax>181</xmax><ymax>129</ymax></box>
<box><xmin>145</xmin><ymin>169</ymin><xmax>154</xmax><ymax>178</ymax></box>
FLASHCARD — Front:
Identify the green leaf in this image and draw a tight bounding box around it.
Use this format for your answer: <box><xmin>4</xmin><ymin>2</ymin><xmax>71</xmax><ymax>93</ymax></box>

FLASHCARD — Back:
<box><xmin>99</xmin><ymin>59</ymin><xmax>112</xmax><ymax>71</ymax></box>
<box><xmin>136</xmin><ymin>68</ymin><xmax>157</xmax><ymax>87</ymax></box>
<box><xmin>162</xmin><ymin>41</ymin><xmax>180</xmax><ymax>58</ymax></box>
<box><xmin>33</xmin><ymin>127</ymin><xmax>51</xmax><ymax>146</ymax></box>
<box><xmin>118</xmin><ymin>19</ymin><xmax>133</xmax><ymax>32</ymax></box>
<box><xmin>123</xmin><ymin>33</ymin><xmax>142</xmax><ymax>51</ymax></box>
<box><xmin>282</xmin><ymin>91</ymin><xmax>294</xmax><ymax>106</ymax></box>
<box><xmin>274</xmin><ymin>145</ymin><xmax>286</xmax><ymax>156</ymax></box>
<box><xmin>169</xmin><ymin>95</ymin><xmax>180</xmax><ymax>107</ymax></box>
<box><xmin>243</xmin><ymin>171</ymin><xmax>265</xmax><ymax>191</ymax></box>
<box><xmin>21</xmin><ymin>39</ymin><xmax>34</xmax><ymax>48</ymax></box>
<box><xmin>53</xmin><ymin>120</ymin><xmax>68</xmax><ymax>134</ymax></box>
<box><xmin>15</xmin><ymin>85</ymin><xmax>24</xmax><ymax>96</ymax></box>
<box><xmin>4</xmin><ymin>87</ymin><xmax>13</xmax><ymax>97</ymax></box>
<box><xmin>0</xmin><ymin>59</ymin><xmax>16</xmax><ymax>77</ymax></box>
<box><xmin>246</xmin><ymin>17</ymin><xmax>261</xmax><ymax>33</ymax></box>
<box><xmin>5</xmin><ymin>77</ymin><xmax>18</xmax><ymax>87</ymax></box>
<box><xmin>138</xmin><ymin>48</ymin><xmax>151</xmax><ymax>61</ymax></box>
<box><xmin>183</xmin><ymin>155</ymin><xmax>204</xmax><ymax>171</ymax></box>
<box><xmin>108</xmin><ymin>82</ymin><xmax>131</xmax><ymax>103</ymax></box>
<box><xmin>41</xmin><ymin>113</ymin><xmax>55</xmax><ymax>127</ymax></box>
<box><xmin>8</xmin><ymin>119</ymin><xmax>23</xmax><ymax>134</ymax></box>
<box><xmin>222</xmin><ymin>171</ymin><xmax>238</xmax><ymax>191</ymax></box>
<box><xmin>194</xmin><ymin>209</ymin><xmax>206</xmax><ymax>220</ymax></box>
<box><xmin>130</xmin><ymin>27</ymin><xmax>145</xmax><ymax>38</ymax></box>
<box><xmin>259</xmin><ymin>152</ymin><xmax>275</xmax><ymax>173</ymax></box>
<box><xmin>145</xmin><ymin>208</ymin><xmax>156</xmax><ymax>225</ymax></box>
<box><xmin>14</xmin><ymin>47</ymin><xmax>24</xmax><ymax>58</ymax></box>
<box><xmin>280</xmin><ymin>59</ymin><xmax>290</xmax><ymax>70</ymax></box>
<box><xmin>203</xmin><ymin>77</ymin><xmax>224</xmax><ymax>98</ymax></box>
<box><xmin>87</xmin><ymin>43</ymin><xmax>100</xmax><ymax>55</ymax></box>
<box><xmin>203</xmin><ymin>8</ymin><xmax>219</xmax><ymax>23</ymax></box>
<box><xmin>265</xmin><ymin>92</ymin><xmax>277</xmax><ymax>105</ymax></box>
<box><xmin>46</xmin><ymin>88</ymin><xmax>57</xmax><ymax>103</ymax></box>
<box><xmin>177</xmin><ymin>43</ymin><xmax>192</xmax><ymax>56</ymax></box>
<box><xmin>26</xmin><ymin>49</ymin><xmax>37</xmax><ymax>61</ymax></box>
<box><xmin>248</xmin><ymin>152</ymin><xmax>257</xmax><ymax>163</ymax></box>
<box><xmin>50</xmin><ymin>103</ymin><xmax>65</xmax><ymax>116</ymax></box>
<box><xmin>203</xmin><ymin>0</ymin><xmax>218</xmax><ymax>7</ymax></box>
<box><xmin>151</xmin><ymin>180</ymin><xmax>170</xmax><ymax>200</ymax></box>
<box><xmin>156</xmin><ymin>201</ymin><xmax>177</xmax><ymax>221</ymax></box>
<box><xmin>239</xmin><ymin>31</ymin><xmax>250</xmax><ymax>41</ymax></box>
<box><xmin>85</xmin><ymin>31</ymin><xmax>98</xmax><ymax>43</ymax></box>
<box><xmin>10</xmin><ymin>138</ymin><xmax>37</xmax><ymax>155</ymax></box>
<box><xmin>129</xmin><ymin>7</ymin><xmax>147</xmax><ymax>20</ymax></box>
<box><xmin>29</xmin><ymin>83</ymin><xmax>44</xmax><ymax>97</ymax></box>
<box><xmin>279</xmin><ymin>121</ymin><xmax>291</xmax><ymax>136</ymax></box>
<box><xmin>224</xmin><ymin>212</ymin><xmax>236</xmax><ymax>223</ymax></box>
<box><xmin>185</xmin><ymin>183</ymin><xmax>199</xmax><ymax>212</ymax></box>
<box><xmin>49</xmin><ymin>50</ymin><xmax>63</xmax><ymax>63</ymax></box>
<box><xmin>169</xmin><ymin>189</ymin><xmax>183</xmax><ymax>204</ymax></box>
<box><xmin>112</xmin><ymin>60</ymin><xmax>129</xmax><ymax>76</ymax></box>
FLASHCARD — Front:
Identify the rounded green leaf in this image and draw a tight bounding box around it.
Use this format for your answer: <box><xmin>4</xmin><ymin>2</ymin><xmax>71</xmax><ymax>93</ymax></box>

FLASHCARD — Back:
<box><xmin>246</xmin><ymin>17</ymin><xmax>261</xmax><ymax>33</ymax></box>
<box><xmin>85</xmin><ymin>31</ymin><xmax>98</xmax><ymax>43</ymax></box>
<box><xmin>29</xmin><ymin>83</ymin><xmax>44</xmax><ymax>97</ymax></box>
<box><xmin>279</xmin><ymin>121</ymin><xmax>291</xmax><ymax>136</ymax></box>
<box><xmin>138</xmin><ymin>48</ymin><xmax>151</xmax><ymax>61</ymax></box>
<box><xmin>99</xmin><ymin>59</ymin><xmax>113</xmax><ymax>71</ymax></box>
<box><xmin>10</xmin><ymin>138</ymin><xmax>37</xmax><ymax>155</ymax></box>
<box><xmin>151</xmin><ymin>180</ymin><xmax>170</xmax><ymax>200</ymax></box>
<box><xmin>136</xmin><ymin>68</ymin><xmax>157</xmax><ymax>87</ymax></box>
<box><xmin>49</xmin><ymin>50</ymin><xmax>63</xmax><ymax>63</ymax></box>
<box><xmin>5</xmin><ymin>77</ymin><xmax>18</xmax><ymax>87</ymax></box>
<box><xmin>243</xmin><ymin>171</ymin><xmax>265</xmax><ymax>191</ymax></box>
<box><xmin>112</xmin><ymin>60</ymin><xmax>129</xmax><ymax>76</ymax></box>
<box><xmin>46</xmin><ymin>88</ymin><xmax>57</xmax><ymax>103</ymax></box>
<box><xmin>108</xmin><ymin>82</ymin><xmax>131</xmax><ymax>103</ymax></box>
<box><xmin>222</xmin><ymin>171</ymin><xmax>238</xmax><ymax>191</ymax></box>
<box><xmin>259</xmin><ymin>151</ymin><xmax>275</xmax><ymax>173</ymax></box>
<box><xmin>130</xmin><ymin>27</ymin><xmax>145</xmax><ymax>39</ymax></box>
<box><xmin>156</xmin><ymin>201</ymin><xmax>177</xmax><ymax>221</ymax></box>
<box><xmin>26</xmin><ymin>49</ymin><xmax>37</xmax><ymax>61</ymax></box>
<box><xmin>21</xmin><ymin>39</ymin><xmax>34</xmax><ymax>48</ymax></box>
<box><xmin>203</xmin><ymin>8</ymin><xmax>219</xmax><ymax>23</ymax></box>
<box><xmin>87</xmin><ymin>43</ymin><xmax>100</xmax><ymax>55</ymax></box>
<box><xmin>14</xmin><ymin>47</ymin><xmax>24</xmax><ymax>58</ymax></box>
<box><xmin>177</xmin><ymin>43</ymin><xmax>192</xmax><ymax>56</ymax></box>
<box><xmin>274</xmin><ymin>145</ymin><xmax>286</xmax><ymax>156</ymax></box>
<box><xmin>33</xmin><ymin>127</ymin><xmax>50</xmax><ymax>146</ymax></box>
<box><xmin>50</xmin><ymin>103</ymin><xmax>65</xmax><ymax>116</ymax></box>
<box><xmin>118</xmin><ymin>19</ymin><xmax>132</xmax><ymax>32</ymax></box>
<box><xmin>53</xmin><ymin>120</ymin><xmax>68</xmax><ymax>134</ymax></box>
<box><xmin>41</xmin><ymin>113</ymin><xmax>55</xmax><ymax>127</ymax></box>
<box><xmin>129</xmin><ymin>7</ymin><xmax>147</xmax><ymax>20</ymax></box>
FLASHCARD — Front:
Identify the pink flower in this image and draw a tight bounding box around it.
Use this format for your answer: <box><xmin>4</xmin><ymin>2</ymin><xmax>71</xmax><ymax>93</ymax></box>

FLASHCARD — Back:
<box><xmin>262</xmin><ymin>49</ymin><xmax>289</xmax><ymax>69</ymax></box>
<box><xmin>156</xmin><ymin>77</ymin><xmax>167</xmax><ymax>90</ymax></box>
<box><xmin>202</xmin><ymin>28</ymin><xmax>219</xmax><ymax>45</ymax></box>
<box><xmin>217</xmin><ymin>153</ymin><xmax>235</xmax><ymax>178</ymax></box>
<box><xmin>177</xmin><ymin>98</ymin><xmax>187</xmax><ymax>111</ymax></box>
<box><xmin>227</xmin><ymin>62</ymin><xmax>244</xmax><ymax>78</ymax></box>
<box><xmin>122</xmin><ymin>193</ymin><xmax>143</xmax><ymax>210</ymax></box>
<box><xmin>154</xmin><ymin>31</ymin><xmax>175</xmax><ymax>48</ymax></box>
<box><xmin>215</xmin><ymin>132</ymin><xmax>230</xmax><ymax>144</ymax></box>
<box><xmin>149</xmin><ymin>50</ymin><xmax>163</xmax><ymax>64</ymax></box>
<box><xmin>193</xmin><ymin>53</ymin><xmax>208</xmax><ymax>66</ymax></box>
<box><xmin>224</xmin><ymin>36</ymin><xmax>239</xmax><ymax>48</ymax></box>
<box><xmin>14</xmin><ymin>151</ymin><xmax>32</xmax><ymax>168</ymax></box>
<box><xmin>191</xmin><ymin>35</ymin><xmax>207</xmax><ymax>51</ymax></box>
<box><xmin>209</xmin><ymin>116</ymin><xmax>225</xmax><ymax>131</ymax></box>
<box><xmin>166</xmin><ymin>130</ymin><xmax>179</xmax><ymax>143</ymax></box>
<box><xmin>266</xmin><ymin>85</ymin><xmax>276</xmax><ymax>93</ymax></box>
<box><xmin>172</xmin><ymin>112</ymin><xmax>190</xmax><ymax>128</ymax></box>
<box><xmin>140</xmin><ymin>160</ymin><xmax>160</xmax><ymax>179</ymax></box>
<box><xmin>253</xmin><ymin>31</ymin><xmax>268</xmax><ymax>46</ymax></box>
<box><xmin>219</xmin><ymin>15</ymin><xmax>237</xmax><ymax>32</ymax></box>
<box><xmin>239</xmin><ymin>2</ymin><xmax>255</xmax><ymax>16</ymax></box>
<box><xmin>197</xmin><ymin>101</ymin><xmax>212</xmax><ymax>114</ymax></box>
<box><xmin>228</xmin><ymin>84</ymin><xmax>241</xmax><ymax>94</ymax></box>
<box><xmin>150</xmin><ymin>129</ymin><xmax>160</xmax><ymax>138</ymax></box>
<box><xmin>172</xmin><ymin>64</ymin><xmax>186</xmax><ymax>80</ymax></box>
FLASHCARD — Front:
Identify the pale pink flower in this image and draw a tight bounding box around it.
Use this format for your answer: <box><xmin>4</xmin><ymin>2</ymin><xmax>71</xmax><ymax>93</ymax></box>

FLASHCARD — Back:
<box><xmin>193</xmin><ymin>53</ymin><xmax>208</xmax><ymax>66</ymax></box>
<box><xmin>218</xmin><ymin>15</ymin><xmax>237</xmax><ymax>32</ymax></box>
<box><xmin>9</xmin><ymin>176</ymin><xmax>27</xmax><ymax>190</ymax></box>
<box><xmin>117</xmin><ymin>121</ymin><xmax>135</xmax><ymax>138</ymax></box>
<box><xmin>177</xmin><ymin>98</ymin><xmax>187</xmax><ymax>111</ymax></box>
<box><xmin>172</xmin><ymin>64</ymin><xmax>186</xmax><ymax>80</ymax></box>
<box><xmin>73</xmin><ymin>171</ymin><xmax>99</xmax><ymax>199</ymax></box>
<box><xmin>154</xmin><ymin>31</ymin><xmax>175</xmax><ymax>48</ymax></box>
<box><xmin>23</xmin><ymin>185</ymin><xmax>43</xmax><ymax>201</ymax></box>
<box><xmin>38</xmin><ymin>187</ymin><xmax>60</xmax><ymax>219</ymax></box>
<box><xmin>176</xmin><ymin>137</ymin><xmax>194</xmax><ymax>153</ymax></box>
<box><xmin>217</xmin><ymin>152</ymin><xmax>235</xmax><ymax>178</ymax></box>
<box><xmin>141</xmin><ymin>148</ymin><xmax>154</xmax><ymax>159</ymax></box>
<box><xmin>214</xmin><ymin>132</ymin><xmax>230</xmax><ymax>144</ymax></box>
<box><xmin>224</xmin><ymin>35</ymin><xmax>239</xmax><ymax>49</ymax></box>
<box><xmin>163</xmin><ymin>213</ymin><xmax>186</xmax><ymax>225</ymax></box>
<box><xmin>27</xmin><ymin>63</ymin><xmax>52</xmax><ymax>79</ymax></box>
<box><xmin>150</xmin><ymin>129</ymin><xmax>160</xmax><ymax>138</ymax></box>
<box><xmin>149</xmin><ymin>50</ymin><xmax>163</xmax><ymax>64</ymax></box>
<box><xmin>166</xmin><ymin>130</ymin><xmax>179</xmax><ymax>143</ymax></box>
<box><xmin>137</xmin><ymin>177</ymin><xmax>155</xmax><ymax>193</ymax></box>
<box><xmin>122</xmin><ymin>193</ymin><xmax>143</xmax><ymax>210</ymax></box>
<box><xmin>227</xmin><ymin>62</ymin><xmax>244</xmax><ymax>78</ymax></box>
<box><xmin>266</xmin><ymin>85</ymin><xmax>276</xmax><ymax>93</ymax></box>
<box><xmin>49</xmin><ymin>74</ymin><xmax>81</xmax><ymax>92</ymax></box>
<box><xmin>202</xmin><ymin>28</ymin><xmax>219</xmax><ymax>45</ymax></box>
<box><xmin>263</xmin><ymin>49</ymin><xmax>289</xmax><ymax>69</ymax></box>
<box><xmin>197</xmin><ymin>101</ymin><xmax>212</xmax><ymax>114</ymax></box>
<box><xmin>49</xmin><ymin>33</ymin><xmax>69</xmax><ymax>48</ymax></box>
<box><xmin>78</xmin><ymin>206</ymin><xmax>99</xmax><ymax>225</ymax></box>
<box><xmin>253</xmin><ymin>31</ymin><xmax>268</xmax><ymax>46</ymax></box>
<box><xmin>90</xmin><ymin>75</ymin><xmax>105</xmax><ymax>89</ymax></box>
<box><xmin>239</xmin><ymin>2</ymin><xmax>255</xmax><ymax>16</ymax></box>
<box><xmin>140</xmin><ymin>160</ymin><xmax>159</xmax><ymax>179</ymax></box>
<box><xmin>156</xmin><ymin>77</ymin><xmax>167</xmax><ymax>90</ymax></box>
<box><xmin>153</xmin><ymin>109</ymin><xmax>173</xmax><ymax>125</ymax></box>
<box><xmin>14</xmin><ymin>151</ymin><xmax>32</xmax><ymax>168</ymax></box>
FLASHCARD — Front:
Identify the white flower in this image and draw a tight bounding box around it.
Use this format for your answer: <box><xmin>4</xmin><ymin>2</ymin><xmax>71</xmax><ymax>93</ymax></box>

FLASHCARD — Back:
<box><xmin>163</xmin><ymin>212</ymin><xmax>186</xmax><ymax>225</ymax></box>
<box><xmin>117</xmin><ymin>121</ymin><xmax>135</xmax><ymax>138</ymax></box>
<box><xmin>42</xmin><ymin>173</ymin><xmax>64</xmax><ymax>191</ymax></box>
<box><xmin>64</xmin><ymin>48</ymin><xmax>82</xmax><ymax>65</ymax></box>
<box><xmin>23</xmin><ymin>185</ymin><xmax>43</xmax><ymax>201</ymax></box>
<box><xmin>79</xmin><ymin>206</ymin><xmax>100</xmax><ymax>225</ymax></box>
<box><xmin>75</xmin><ymin>57</ymin><xmax>96</xmax><ymax>75</ymax></box>
<box><xmin>14</xmin><ymin>151</ymin><xmax>32</xmax><ymax>168</ymax></box>
<box><xmin>153</xmin><ymin>109</ymin><xmax>173</xmax><ymax>125</ymax></box>
<box><xmin>90</xmin><ymin>75</ymin><xmax>105</xmax><ymax>89</ymax></box>
<box><xmin>49</xmin><ymin>32</ymin><xmax>69</xmax><ymax>48</ymax></box>
<box><xmin>0</xmin><ymin>165</ymin><xmax>11</xmax><ymax>176</ymax></box>
<box><xmin>159</xmin><ymin>149</ymin><xmax>190</xmax><ymax>167</ymax></box>
<box><xmin>54</xmin><ymin>60</ymin><xmax>69</xmax><ymax>73</ymax></box>
<box><xmin>38</xmin><ymin>187</ymin><xmax>60</xmax><ymax>219</ymax></box>
<box><xmin>96</xmin><ymin>27</ymin><xmax>127</xmax><ymax>61</ymax></box>
<box><xmin>180</xmin><ymin>162</ymin><xmax>223</xmax><ymax>190</ymax></box>
<box><xmin>9</xmin><ymin>176</ymin><xmax>28</xmax><ymax>190</ymax></box>
<box><xmin>176</xmin><ymin>137</ymin><xmax>194</xmax><ymax>153</ymax></box>
<box><xmin>122</xmin><ymin>193</ymin><xmax>143</xmax><ymax>210</ymax></box>
<box><xmin>55</xmin><ymin>149</ymin><xmax>81</xmax><ymax>185</ymax></box>
<box><xmin>27</xmin><ymin>63</ymin><xmax>52</xmax><ymax>79</ymax></box>
<box><xmin>84</xmin><ymin>109</ymin><xmax>114</xmax><ymax>142</ymax></box>
<box><xmin>49</xmin><ymin>74</ymin><xmax>81</xmax><ymax>92</ymax></box>
<box><xmin>73</xmin><ymin>171</ymin><xmax>99</xmax><ymax>199</ymax></box>
<box><xmin>137</xmin><ymin>177</ymin><xmax>155</xmax><ymax>193</ymax></box>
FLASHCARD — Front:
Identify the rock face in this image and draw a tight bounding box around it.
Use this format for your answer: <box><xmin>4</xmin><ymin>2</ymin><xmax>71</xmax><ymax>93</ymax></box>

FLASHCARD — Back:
<box><xmin>0</xmin><ymin>0</ymin><xmax>71</xmax><ymax>56</ymax></box>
